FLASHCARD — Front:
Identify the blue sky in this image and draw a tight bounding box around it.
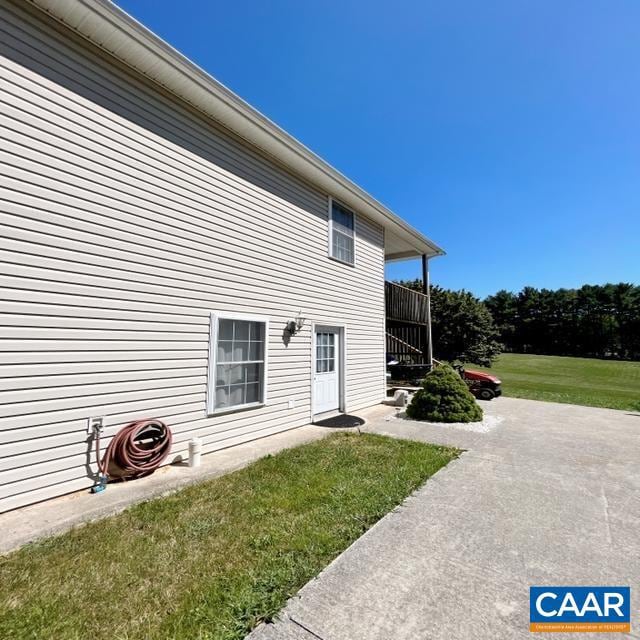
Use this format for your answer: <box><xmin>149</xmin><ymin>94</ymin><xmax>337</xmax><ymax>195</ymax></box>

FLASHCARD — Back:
<box><xmin>118</xmin><ymin>0</ymin><xmax>640</xmax><ymax>298</ymax></box>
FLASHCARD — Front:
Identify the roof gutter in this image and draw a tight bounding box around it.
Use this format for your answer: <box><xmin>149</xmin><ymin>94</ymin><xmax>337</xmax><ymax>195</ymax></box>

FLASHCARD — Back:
<box><xmin>25</xmin><ymin>0</ymin><xmax>445</xmax><ymax>258</ymax></box>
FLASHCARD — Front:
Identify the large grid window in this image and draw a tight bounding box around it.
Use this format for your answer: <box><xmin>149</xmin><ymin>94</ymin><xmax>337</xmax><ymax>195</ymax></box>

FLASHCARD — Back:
<box><xmin>209</xmin><ymin>316</ymin><xmax>267</xmax><ymax>412</ymax></box>
<box><xmin>329</xmin><ymin>199</ymin><xmax>355</xmax><ymax>265</ymax></box>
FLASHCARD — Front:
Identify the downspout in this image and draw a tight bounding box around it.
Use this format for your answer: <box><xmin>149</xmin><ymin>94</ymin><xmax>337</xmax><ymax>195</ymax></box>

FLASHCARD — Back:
<box><xmin>421</xmin><ymin>254</ymin><xmax>433</xmax><ymax>368</ymax></box>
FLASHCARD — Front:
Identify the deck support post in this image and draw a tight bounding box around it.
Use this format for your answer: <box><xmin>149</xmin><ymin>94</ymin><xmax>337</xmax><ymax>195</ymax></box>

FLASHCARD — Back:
<box><xmin>421</xmin><ymin>254</ymin><xmax>433</xmax><ymax>368</ymax></box>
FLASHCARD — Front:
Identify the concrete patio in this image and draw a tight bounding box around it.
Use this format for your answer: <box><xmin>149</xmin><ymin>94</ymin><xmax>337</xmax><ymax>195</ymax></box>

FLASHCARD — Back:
<box><xmin>250</xmin><ymin>397</ymin><xmax>640</xmax><ymax>639</ymax></box>
<box><xmin>4</xmin><ymin>396</ymin><xmax>638</xmax><ymax>637</ymax></box>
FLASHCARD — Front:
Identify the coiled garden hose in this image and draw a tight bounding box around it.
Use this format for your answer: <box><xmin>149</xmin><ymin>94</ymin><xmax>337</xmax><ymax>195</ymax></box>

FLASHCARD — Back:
<box><xmin>95</xmin><ymin>419</ymin><xmax>172</xmax><ymax>486</ymax></box>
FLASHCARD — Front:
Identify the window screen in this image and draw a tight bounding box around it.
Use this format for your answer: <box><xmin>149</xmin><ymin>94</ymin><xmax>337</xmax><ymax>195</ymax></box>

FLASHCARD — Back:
<box><xmin>330</xmin><ymin>200</ymin><xmax>355</xmax><ymax>264</ymax></box>
<box><xmin>211</xmin><ymin>317</ymin><xmax>266</xmax><ymax>411</ymax></box>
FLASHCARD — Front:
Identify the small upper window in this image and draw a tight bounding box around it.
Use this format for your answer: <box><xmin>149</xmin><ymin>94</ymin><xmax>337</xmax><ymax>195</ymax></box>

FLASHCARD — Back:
<box><xmin>329</xmin><ymin>199</ymin><xmax>355</xmax><ymax>265</ymax></box>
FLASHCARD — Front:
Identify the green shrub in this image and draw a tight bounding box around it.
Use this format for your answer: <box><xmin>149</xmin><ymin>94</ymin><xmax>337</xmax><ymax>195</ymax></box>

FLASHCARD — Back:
<box><xmin>406</xmin><ymin>364</ymin><xmax>483</xmax><ymax>423</ymax></box>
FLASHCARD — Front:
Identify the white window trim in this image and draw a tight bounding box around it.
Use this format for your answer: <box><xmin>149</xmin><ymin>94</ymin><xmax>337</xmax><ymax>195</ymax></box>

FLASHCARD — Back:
<box><xmin>207</xmin><ymin>312</ymin><xmax>270</xmax><ymax>415</ymax></box>
<box><xmin>328</xmin><ymin>196</ymin><xmax>357</xmax><ymax>266</ymax></box>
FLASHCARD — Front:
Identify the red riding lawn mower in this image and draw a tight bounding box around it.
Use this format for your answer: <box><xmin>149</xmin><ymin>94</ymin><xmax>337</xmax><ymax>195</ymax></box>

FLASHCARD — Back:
<box><xmin>453</xmin><ymin>364</ymin><xmax>502</xmax><ymax>401</ymax></box>
<box><xmin>386</xmin><ymin>357</ymin><xmax>503</xmax><ymax>401</ymax></box>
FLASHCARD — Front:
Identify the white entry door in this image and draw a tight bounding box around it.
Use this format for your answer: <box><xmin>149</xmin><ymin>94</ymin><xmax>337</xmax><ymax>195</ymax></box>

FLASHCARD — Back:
<box><xmin>313</xmin><ymin>328</ymin><xmax>340</xmax><ymax>415</ymax></box>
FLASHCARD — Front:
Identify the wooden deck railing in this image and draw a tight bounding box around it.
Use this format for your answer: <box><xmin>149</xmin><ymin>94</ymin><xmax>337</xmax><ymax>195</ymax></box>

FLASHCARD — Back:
<box><xmin>385</xmin><ymin>281</ymin><xmax>428</xmax><ymax>325</ymax></box>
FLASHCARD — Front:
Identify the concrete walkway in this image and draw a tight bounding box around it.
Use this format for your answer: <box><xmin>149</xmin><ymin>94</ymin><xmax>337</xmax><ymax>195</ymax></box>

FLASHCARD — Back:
<box><xmin>250</xmin><ymin>397</ymin><xmax>640</xmax><ymax>640</ymax></box>
<box><xmin>1</xmin><ymin>415</ymin><xmax>380</xmax><ymax>555</ymax></box>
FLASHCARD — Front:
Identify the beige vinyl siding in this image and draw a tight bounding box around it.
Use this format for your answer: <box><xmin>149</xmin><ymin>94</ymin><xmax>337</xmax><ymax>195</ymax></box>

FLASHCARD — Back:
<box><xmin>0</xmin><ymin>1</ymin><xmax>386</xmax><ymax>512</ymax></box>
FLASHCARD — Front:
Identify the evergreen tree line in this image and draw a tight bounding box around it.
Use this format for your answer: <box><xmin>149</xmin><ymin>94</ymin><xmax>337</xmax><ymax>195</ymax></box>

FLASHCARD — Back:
<box><xmin>484</xmin><ymin>283</ymin><xmax>640</xmax><ymax>360</ymax></box>
<box><xmin>395</xmin><ymin>280</ymin><xmax>640</xmax><ymax>364</ymax></box>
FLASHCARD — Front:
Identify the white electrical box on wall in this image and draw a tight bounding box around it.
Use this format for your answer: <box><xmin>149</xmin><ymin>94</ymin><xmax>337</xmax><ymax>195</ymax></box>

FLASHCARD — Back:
<box><xmin>87</xmin><ymin>416</ymin><xmax>105</xmax><ymax>434</ymax></box>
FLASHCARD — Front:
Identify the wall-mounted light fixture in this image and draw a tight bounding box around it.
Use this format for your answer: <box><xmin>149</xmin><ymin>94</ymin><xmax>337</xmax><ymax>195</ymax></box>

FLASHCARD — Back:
<box><xmin>286</xmin><ymin>311</ymin><xmax>306</xmax><ymax>336</ymax></box>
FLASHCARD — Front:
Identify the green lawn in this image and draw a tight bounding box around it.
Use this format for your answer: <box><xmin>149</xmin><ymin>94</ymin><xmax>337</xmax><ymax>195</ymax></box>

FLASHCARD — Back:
<box><xmin>0</xmin><ymin>433</ymin><xmax>457</xmax><ymax>640</ymax></box>
<box><xmin>472</xmin><ymin>353</ymin><xmax>640</xmax><ymax>411</ymax></box>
